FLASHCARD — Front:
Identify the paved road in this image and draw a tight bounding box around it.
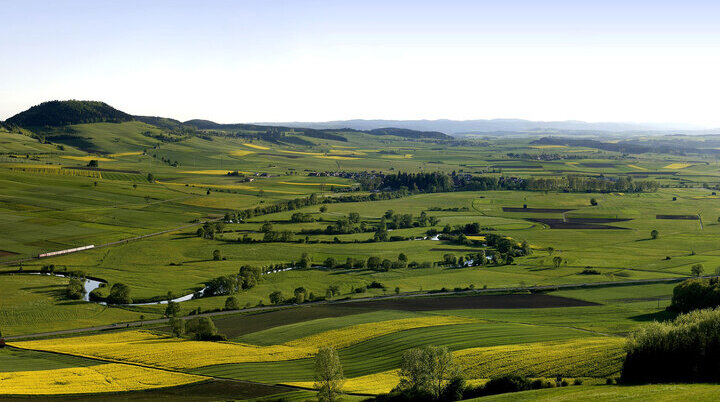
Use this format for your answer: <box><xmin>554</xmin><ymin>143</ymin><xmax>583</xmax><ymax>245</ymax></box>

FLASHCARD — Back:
<box><xmin>4</xmin><ymin>274</ymin><xmax>702</xmax><ymax>341</ymax></box>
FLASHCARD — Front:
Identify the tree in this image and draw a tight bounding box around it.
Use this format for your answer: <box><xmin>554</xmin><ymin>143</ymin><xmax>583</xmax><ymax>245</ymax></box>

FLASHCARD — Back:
<box><xmin>186</xmin><ymin>317</ymin><xmax>218</xmax><ymax>340</ymax></box>
<box><xmin>691</xmin><ymin>264</ymin><xmax>705</xmax><ymax>277</ymax></box>
<box><xmin>590</xmin><ymin>198</ymin><xmax>598</xmax><ymax>206</ymax></box>
<box><xmin>367</xmin><ymin>256</ymin><xmax>381</xmax><ymax>270</ymax></box>
<box><xmin>87</xmin><ymin>159</ymin><xmax>98</xmax><ymax>167</ymax></box>
<box><xmin>651</xmin><ymin>229</ymin><xmax>659</xmax><ymax>240</ymax></box>
<box><xmin>107</xmin><ymin>283</ymin><xmax>132</xmax><ymax>304</ymax></box>
<box><xmin>552</xmin><ymin>256</ymin><xmax>563</xmax><ymax>269</ymax></box>
<box><xmin>261</xmin><ymin>222</ymin><xmax>273</xmax><ymax>233</ymax></box>
<box><xmin>348</xmin><ymin>212</ymin><xmax>360</xmax><ymax>223</ymax></box>
<box><xmin>398</xmin><ymin>253</ymin><xmax>408</xmax><ymax>262</ymax></box>
<box><xmin>269</xmin><ymin>290</ymin><xmax>284</xmax><ymax>305</ymax></box>
<box><xmin>147</xmin><ymin>173</ymin><xmax>155</xmax><ymax>182</ymax></box>
<box><xmin>212</xmin><ymin>249</ymin><xmax>221</xmax><ymax>261</ymax></box>
<box><xmin>165</xmin><ymin>301</ymin><xmax>180</xmax><ymax>317</ymax></box>
<box><xmin>395</xmin><ymin>286</ymin><xmax>400</xmax><ymax>294</ymax></box>
<box><xmin>320</xmin><ymin>205</ymin><xmax>328</xmax><ymax>213</ymax></box>
<box><xmin>324</xmin><ymin>257</ymin><xmax>337</xmax><ymax>269</ymax></box>
<box><xmin>225</xmin><ymin>296</ymin><xmax>240</xmax><ymax>310</ymax></box>
<box><xmin>294</xmin><ymin>287</ymin><xmax>307</xmax><ymax>303</ymax></box>
<box><xmin>374</xmin><ymin>229</ymin><xmax>389</xmax><ymax>242</ymax></box>
<box><xmin>169</xmin><ymin>317</ymin><xmax>185</xmax><ymax>337</ymax></box>
<box><xmin>547</xmin><ymin>247</ymin><xmax>555</xmax><ymax>256</ymax></box>
<box><xmin>66</xmin><ymin>278</ymin><xmax>85</xmax><ymax>300</ymax></box>
<box><xmin>326</xmin><ymin>285</ymin><xmax>340</xmax><ymax>298</ymax></box>
<box><xmin>398</xmin><ymin>345</ymin><xmax>460</xmax><ymax>399</ymax></box>
<box><xmin>314</xmin><ymin>347</ymin><xmax>344</xmax><ymax>402</ymax></box>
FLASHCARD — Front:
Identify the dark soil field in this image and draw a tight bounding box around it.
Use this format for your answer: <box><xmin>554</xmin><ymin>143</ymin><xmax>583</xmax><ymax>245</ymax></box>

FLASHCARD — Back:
<box><xmin>566</xmin><ymin>218</ymin><xmax>632</xmax><ymax>224</ymax></box>
<box><xmin>494</xmin><ymin>164</ymin><xmax>543</xmax><ymax>169</ymax></box>
<box><xmin>503</xmin><ymin>207</ymin><xmax>575</xmax><ymax>213</ymax></box>
<box><xmin>527</xmin><ymin>218</ymin><xmax>629</xmax><ymax>229</ymax></box>
<box><xmin>205</xmin><ymin>305</ymin><xmax>380</xmax><ymax>338</ymax></box>
<box><xmin>339</xmin><ymin>293</ymin><xmax>599</xmax><ymax>311</ymax></box>
<box><xmin>196</xmin><ymin>294</ymin><xmax>598</xmax><ymax>339</ymax></box>
<box><xmin>656</xmin><ymin>214</ymin><xmax>699</xmax><ymax>220</ymax></box>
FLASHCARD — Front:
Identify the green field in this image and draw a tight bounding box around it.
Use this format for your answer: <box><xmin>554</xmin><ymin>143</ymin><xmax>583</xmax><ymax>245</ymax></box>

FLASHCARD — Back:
<box><xmin>4</xmin><ymin>116</ymin><xmax>720</xmax><ymax>399</ymax></box>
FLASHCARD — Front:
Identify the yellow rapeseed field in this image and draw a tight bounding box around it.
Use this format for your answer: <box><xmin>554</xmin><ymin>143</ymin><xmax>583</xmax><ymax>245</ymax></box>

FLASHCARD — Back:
<box><xmin>663</xmin><ymin>163</ymin><xmax>692</xmax><ymax>169</ymax></box>
<box><xmin>59</xmin><ymin>155</ymin><xmax>114</xmax><ymax>162</ymax></box>
<box><xmin>11</xmin><ymin>331</ymin><xmax>314</xmax><ymax>369</ymax></box>
<box><xmin>15</xmin><ymin>317</ymin><xmax>479</xmax><ymax>369</ymax></box>
<box><xmin>229</xmin><ymin>149</ymin><xmax>255</xmax><ymax>156</ymax></box>
<box><xmin>627</xmin><ymin>164</ymin><xmax>647</xmax><ymax>171</ymax></box>
<box><xmin>108</xmin><ymin>151</ymin><xmax>143</xmax><ymax>157</ymax></box>
<box><xmin>285</xmin><ymin>316</ymin><xmax>479</xmax><ymax>350</ymax></box>
<box><xmin>284</xmin><ymin>370</ymin><xmax>401</xmax><ymax>395</ymax></box>
<box><xmin>243</xmin><ymin>143</ymin><xmax>270</xmax><ymax>150</ymax></box>
<box><xmin>157</xmin><ymin>180</ymin><xmax>301</xmax><ymax>195</ymax></box>
<box><xmin>0</xmin><ymin>363</ymin><xmax>205</xmax><ymax>395</ymax></box>
<box><xmin>466</xmin><ymin>235</ymin><xmax>486</xmax><ymax>241</ymax></box>
<box><xmin>277</xmin><ymin>150</ymin><xmax>358</xmax><ymax>160</ymax></box>
<box><xmin>455</xmin><ymin>337</ymin><xmax>625</xmax><ymax>379</ymax></box>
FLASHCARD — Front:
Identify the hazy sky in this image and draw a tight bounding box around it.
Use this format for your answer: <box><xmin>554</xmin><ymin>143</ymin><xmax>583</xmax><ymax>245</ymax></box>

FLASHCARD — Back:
<box><xmin>2</xmin><ymin>0</ymin><xmax>720</xmax><ymax>126</ymax></box>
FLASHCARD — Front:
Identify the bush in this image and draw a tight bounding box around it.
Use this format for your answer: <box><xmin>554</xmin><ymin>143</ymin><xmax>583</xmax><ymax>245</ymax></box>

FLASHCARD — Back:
<box><xmin>482</xmin><ymin>375</ymin><xmax>531</xmax><ymax>396</ymax></box>
<box><xmin>670</xmin><ymin>277</ymin><xmax>720</xmax><ymax>312</ymax></box>
<box><xmin>622</xmin><ymin>307</ymin><xmax>720</xmax><ymax>383</ymax></box>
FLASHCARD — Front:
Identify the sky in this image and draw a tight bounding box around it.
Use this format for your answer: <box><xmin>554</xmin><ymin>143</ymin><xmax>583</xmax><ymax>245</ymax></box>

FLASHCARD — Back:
<box><xmin>2</xmin><ymin>0</ymin><xmax>720</xmax><ymax>126</ymax></box>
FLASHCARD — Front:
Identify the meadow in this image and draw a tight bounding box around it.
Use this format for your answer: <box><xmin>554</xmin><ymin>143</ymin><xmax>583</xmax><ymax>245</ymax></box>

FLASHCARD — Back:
<box><xmin>4</xmin><ymin>118</ymin><xmax>720</xmax><ymax>399</ymax></box>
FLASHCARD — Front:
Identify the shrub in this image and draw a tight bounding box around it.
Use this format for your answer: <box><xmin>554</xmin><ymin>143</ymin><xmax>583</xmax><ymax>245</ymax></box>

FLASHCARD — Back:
<box><xmin>482</xmin><ymin>375</ymin><xmax>531</xmax><ymax>396</ymax></box>
<box><xmin>622</xmin><ymin>307</ymin><xmax>720</xmax><ymax>383</ymax></box>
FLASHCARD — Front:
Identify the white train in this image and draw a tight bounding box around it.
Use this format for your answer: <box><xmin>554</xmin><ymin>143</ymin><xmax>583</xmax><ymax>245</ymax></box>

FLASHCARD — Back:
<box><xmin>38</xmin><ymin>245</ymin><xmax>95</xmax><ymax>258</ymax></box>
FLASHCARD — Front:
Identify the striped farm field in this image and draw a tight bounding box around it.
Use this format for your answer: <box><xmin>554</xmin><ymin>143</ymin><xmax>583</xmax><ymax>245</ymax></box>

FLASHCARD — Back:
<box><xmin>180</xmin><ymin>169</ymin><xmax>252</xmax><ymax>175</ymax></box>
<box><xmin>284</xmin><ymin>316</ymin><xmax>480</xmax><ymax>350</ymax></box>
<box><xmin>108</xmin><ymin>151</ymin><xmax>143</xmax><ymax>157</ymax></box>
<box><xmin>276</xmin><ymin>181</ymin><xmax>352</xmax><ymax>187</ymax></box>
<box><xmin>243</xmin><ymin>143</ymin><xmax>270</xmax><ymax>150</ymax></box>
<box><xmin>12</xmin><ymin>317</ymin><xmax>478</xmax><ymax>369</ymax></box>
<box><xmin>59</xmin><ymin>155</ymin><xmax>114</xmax><ymax>162</ymax></box>
<box><xmin>663</xmin><ymin>163</ymin><xmax>692</xmax><ymax>169</ymax></box>
<box><xmin>11</xmin><ymin>331</ymin><xmax>313</xmax><ymax>369</ymax></box>
<box><xmin>0</xmin><ymin>363</ymin><xmax>205</xmax><ymax>395</ymax></box>
<box><xmin>627</xmin><ymin>164</ymin><xmax>648</xmax><ymax>170</ymax></box>
<box><xmin>284</xmin><ymin>370</ymin><xmax>401</xmax><ymax>395</ymax></box>
<box><xmin>529</xmin><ymin>145</ymin><xmax>567</xmax><ymax>149</ymax></box>
<box><xmin>229</xmin><ymin>149</ymin><xmax>255</xmax><ymax>156</ymax></box>
<box><xmin>192</xmin><ymin>322</ymin><xmax>592</xmax><ymax>383</ymax></box>
<box><xmin>455</xmin><ymin>337</ymin><xmax>625</xmax><ymax>379</ymax></box>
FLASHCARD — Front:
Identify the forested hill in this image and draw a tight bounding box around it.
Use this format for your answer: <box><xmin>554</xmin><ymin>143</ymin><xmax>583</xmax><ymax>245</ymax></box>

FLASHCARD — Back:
<box><xmin>6</xmin><ymin>100</ymin><xmax>133</xmax><ymax>127</ymax></box>
<box><xmin>4</xmin><ymin>100</ymin><xmax>452</xmax><ymax>142</ymax></box>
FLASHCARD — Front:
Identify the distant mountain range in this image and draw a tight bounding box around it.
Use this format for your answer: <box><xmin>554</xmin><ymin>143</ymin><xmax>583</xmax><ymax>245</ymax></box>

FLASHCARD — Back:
<box><xmin>254</xmin><ymin>119</ymin><xmax>704</xmax><ymax>135</ymax></box>
<box><xmin>3</xmin><ymin>100</ymin><xmax>711</xmax><ymax>137</ymax></box>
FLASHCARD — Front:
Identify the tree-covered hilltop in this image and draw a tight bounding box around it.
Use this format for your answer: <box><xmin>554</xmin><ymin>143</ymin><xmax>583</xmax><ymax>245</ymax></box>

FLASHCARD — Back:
<box><xmin>6</xmin><ymin>100</ymin><xmax>133</xmax><ymax>127</ymax></box>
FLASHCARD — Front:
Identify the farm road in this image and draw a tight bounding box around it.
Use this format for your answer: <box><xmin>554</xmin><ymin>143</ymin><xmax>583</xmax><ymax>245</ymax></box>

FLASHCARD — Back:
<box><xmin>4</xmin><ymin>274</ymin><xmax>705</xmax><ymax>341</ymax></box>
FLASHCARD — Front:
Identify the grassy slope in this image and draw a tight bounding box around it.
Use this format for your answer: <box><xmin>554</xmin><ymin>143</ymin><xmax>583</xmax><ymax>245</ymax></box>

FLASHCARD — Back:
<box><xmin>0</xmin><ymin>275</ymin><xmax>153</xmax><ymax>336</ymax></box>
<box><xmin>473</xmin><ymin>384</ymin><xmax>720</xmax><ymax>401</ymax></box>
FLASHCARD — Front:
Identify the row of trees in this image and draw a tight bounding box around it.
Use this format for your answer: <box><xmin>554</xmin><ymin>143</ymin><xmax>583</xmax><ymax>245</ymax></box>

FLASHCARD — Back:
<box><xmin>374</xmin><ymin>171</ymin><xmax>659</xmax><ymax>194</ymax></box>
<box><xmin>204</xmin><ymin>266</ymin><xmax>263</xmax><ymax>297</ymax></box>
